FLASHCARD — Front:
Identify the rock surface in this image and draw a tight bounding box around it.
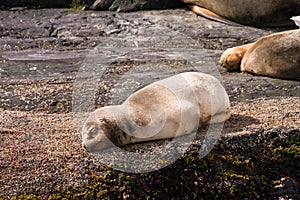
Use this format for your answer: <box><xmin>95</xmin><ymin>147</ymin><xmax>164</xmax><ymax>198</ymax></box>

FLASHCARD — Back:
<box><xmin>0</xmin><ymin>9</ymin><xmax>297</xmax><ymax>112</ymax></box>
<box><xmin>0</xmin><ymin>8</ymin><xmax>299</xmax><ymax>199</ymax></box>
<box><xmin>90</xmin><ymin>0</ymin><xmax>184</xmax><ymax>11</ymax></box>
<box><xmin>0</xmin><ymin>0</ymin><xmax>184</xmax><ymax>10</ymax></box>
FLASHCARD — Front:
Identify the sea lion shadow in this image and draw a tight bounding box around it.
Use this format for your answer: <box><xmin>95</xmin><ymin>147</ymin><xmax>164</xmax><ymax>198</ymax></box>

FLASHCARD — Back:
<box><xmin>122</xmin><ymin>114</ymin><xmax>260</xmax><ymax>150</ymax></box>
<box><xmin>221</xmin><ymin>114</ymin><xmax>260</xmax><ymax>135</ymax></box>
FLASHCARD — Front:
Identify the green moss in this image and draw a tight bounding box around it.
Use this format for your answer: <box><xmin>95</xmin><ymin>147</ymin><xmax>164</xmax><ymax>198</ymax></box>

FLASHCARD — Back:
<box><xmin>275</xmin><ymin>145</ymin><xmax>300</xmax><ymax>157</ymax></box>
<box><xmin>5</xmin><ymin>130</ymin><xmax>300</xmax><ymax>199</ymax></box>
<box><xmin>48</xmin><ymin>194</ymin><xmax>63</xmax><ymax>200</ymax></box>
<box><xmin>229</xmin><ymin>184</ymin><xmax>239</xmax><ymax>195</ymax></box>
<box><xmin>70</xmin><ymin>0</ymin><xmax>84</xmax><ymax>10</ymax></box>
<box><xmin>219</xmin><ymin>171</ymin><xmax>250</xmax><ymax>181</ymax></box>
<box><xmin>10</xmin><ymin>195</ymin><xmax>42</xmax><ymax>200</ymax></box>
<box><xmin>118</xmin><ymin>173</ymin><xmax>126</xmax><ymax>181</ymax></box>
<box><xmin>198</xmin><ymin>160</ymin><xmax>208</xmax><ymax>171</ymax></box>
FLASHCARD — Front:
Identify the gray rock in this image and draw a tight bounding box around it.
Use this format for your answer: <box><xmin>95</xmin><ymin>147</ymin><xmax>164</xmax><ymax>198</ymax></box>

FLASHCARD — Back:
<box><xmin>273</xmin><ymin>177</ymin><xmax>298</xmax><ymax>195</ymax></box>
<box><xmin>90</xmin><ymin>0</ymin><xmax>184</xmax><ymax>11</ymax></box>
<box><xmin>90</xmin><ymin>0</ymin><xmax>115</xmax><ymax>10</ymax></box>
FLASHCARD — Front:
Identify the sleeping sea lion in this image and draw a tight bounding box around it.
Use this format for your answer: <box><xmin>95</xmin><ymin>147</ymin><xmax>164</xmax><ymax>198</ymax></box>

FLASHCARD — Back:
<box><xmin>82</xmin><ymin>72</ymin><xmax>230</xmax><ymax>152</ymax></box>
<box><xmin>220</xmin><ymin>29</ymin><xmax>300</xmax><ymax>80</ymax></box>
<box><xmin>182</xmin><ymin>0</ymin><xmax>300</xmax><ymax>27</ymax></box>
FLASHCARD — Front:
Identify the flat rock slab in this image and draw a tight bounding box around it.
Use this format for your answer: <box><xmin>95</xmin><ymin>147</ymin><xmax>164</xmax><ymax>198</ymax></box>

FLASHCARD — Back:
<box><xmin>0</xmin><ymin>9</ymin><xmax>279</xmax><ymax>52</ymax></box>
<box><xmin>1</xmin><ymin>49</ymin><xmax>88</xmax><ymax>62</ymax></box>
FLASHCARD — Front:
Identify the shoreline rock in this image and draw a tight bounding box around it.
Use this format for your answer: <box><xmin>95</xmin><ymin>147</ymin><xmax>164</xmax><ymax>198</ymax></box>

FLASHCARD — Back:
<box><xmin>0</xmin><ymin>0</ymin><xmax>72</xmax><ymax>9</ymax></box>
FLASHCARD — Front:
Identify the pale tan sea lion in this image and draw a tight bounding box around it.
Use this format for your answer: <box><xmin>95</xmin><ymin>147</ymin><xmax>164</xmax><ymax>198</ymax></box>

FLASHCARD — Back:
<box><xmin>182</xmin><ymin>0</ymin><xmax>300</xmax><ymax>27</ymax></box>
<box><xmin>82</xmin><ymin>72</ymin><xmax>230</xmax><ymax>152</ymax></box>
<box><xmin>220</xmin><ymin>29</ymin><xmax>300</xmax><ymax>80</ymax></box>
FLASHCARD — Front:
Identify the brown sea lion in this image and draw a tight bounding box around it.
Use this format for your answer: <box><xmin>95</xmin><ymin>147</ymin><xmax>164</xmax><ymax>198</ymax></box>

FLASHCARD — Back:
<box><xmin>220</xmin><ymin>29</ymin><xmax>300</xmax><ymax>80</ymax></box>
<box><xmin>82</xmin><ymin>72</ymin><xmax>230</xmax><ymax>152</ymax></box>
<box><xmin>182</xmin><ymin>0</ymin><xmax>300</xmax><ymax>27</ymax></box>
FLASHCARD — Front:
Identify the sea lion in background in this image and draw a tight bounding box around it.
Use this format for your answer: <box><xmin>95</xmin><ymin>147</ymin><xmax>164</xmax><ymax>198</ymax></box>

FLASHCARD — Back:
<box><xmin>82</xmin><ymin>72</ymin><xmax>230</xmax><ymax>152</ymax></box>
<box><xmin>182</xmin><ymin>0</ymin><xmax>300</xmax><ymax>27</ymax></box>
<box><xmin>220</xmin><ymin>29</ymin><xmax>300</xmax><ymax>80</ymax></box>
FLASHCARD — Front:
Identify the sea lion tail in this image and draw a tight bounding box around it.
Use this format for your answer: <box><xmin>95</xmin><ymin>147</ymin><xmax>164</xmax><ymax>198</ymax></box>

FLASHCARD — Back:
<box><xmin>187</xmin><ymin>4</ymin><xmax>241</xmax><ymax>26</ymax></box>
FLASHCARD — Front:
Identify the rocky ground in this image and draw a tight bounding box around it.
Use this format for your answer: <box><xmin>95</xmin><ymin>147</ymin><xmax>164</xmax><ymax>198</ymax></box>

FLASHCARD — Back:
<box><xmin>0</xmin><ymin>8</ymin><xmax>299</xmax><ymax>199</ymax></box>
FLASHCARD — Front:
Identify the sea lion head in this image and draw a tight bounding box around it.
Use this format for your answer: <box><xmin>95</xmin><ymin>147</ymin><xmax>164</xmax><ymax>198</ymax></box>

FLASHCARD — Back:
<box><xmin>81</xmin><ymin>106</ymin><xmax>129</xmax><ymax>152</ymax></box>
<box><xmin>81</xmin><ymin>109</ymin><xmax>115</xmax><ymax>152</ymax></box>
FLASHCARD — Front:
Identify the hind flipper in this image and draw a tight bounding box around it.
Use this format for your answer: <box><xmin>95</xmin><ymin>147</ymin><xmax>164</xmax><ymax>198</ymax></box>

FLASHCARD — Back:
<box><xmin>188</xmin><ymin>5</ymin><xmax>241</xmax><ymax>26</ymax></box>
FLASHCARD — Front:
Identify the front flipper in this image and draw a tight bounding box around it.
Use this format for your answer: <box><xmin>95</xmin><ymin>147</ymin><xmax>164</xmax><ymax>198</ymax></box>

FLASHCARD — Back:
<box><xmin>219</xmin><ymin>43</ymin><xmax>254</xmax><ymax>71</ymax></box>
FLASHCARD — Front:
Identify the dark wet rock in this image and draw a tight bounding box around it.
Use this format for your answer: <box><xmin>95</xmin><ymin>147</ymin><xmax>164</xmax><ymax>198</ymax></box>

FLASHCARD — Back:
<box><xmin>122</xmin><ymin>127</ymin><xmax>300</xmax><ymax>199</ymax></box>
<box><xmin>90</xmin><ymin>0</ymin><xmax>115</xmax><ymax>10</ymax></box>
<box><xmin>0</xmin><ymin>0</ymin><xmax>184</xmax><ymax>11</ymax></box>
<box><xmin>273</xmin><ymin>177</ymin><xmax>299</xmax><ymax>196</ymax></box>
<box><xmin>0</xmin><ymin>0</ymin><xmax>72</xmax><ymax>9</ymax></box>
<box><xmin>90</xmin><ymin>0</ymin><xmax>184</xmax><ymax>11</ymax></box>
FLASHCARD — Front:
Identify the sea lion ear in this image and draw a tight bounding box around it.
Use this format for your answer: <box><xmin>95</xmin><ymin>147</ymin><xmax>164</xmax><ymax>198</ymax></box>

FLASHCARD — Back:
<box><xmin>99</xmin><ymin>118</ymin><xmax>126</xmax><ymax>148</ymax></box>
<box><xmin>291</xmin><ymin>16</ymin><xmax>300</xmax><ymax>28</ymax></box>
<box><xmin>83</xmin><ymin>122</ymin><xmax>101</xmax><ymax>139</ymax></box>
